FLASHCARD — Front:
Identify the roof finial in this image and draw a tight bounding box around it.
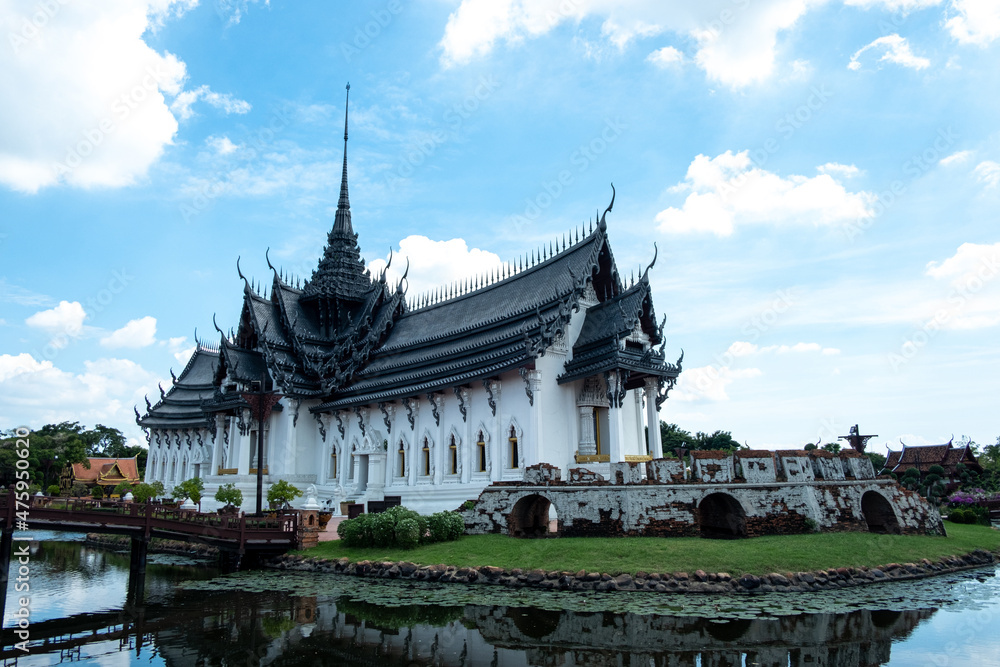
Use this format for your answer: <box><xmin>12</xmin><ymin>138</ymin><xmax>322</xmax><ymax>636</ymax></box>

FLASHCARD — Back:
<box><xmin>599</xmin><ymin>183</ymin><xmax>615</xmax><ymax>229</ymax></box>
<box><xmin>333</xmin><ymin>83</ymin><xmax>353</xmax><ymax>234</ymax></box>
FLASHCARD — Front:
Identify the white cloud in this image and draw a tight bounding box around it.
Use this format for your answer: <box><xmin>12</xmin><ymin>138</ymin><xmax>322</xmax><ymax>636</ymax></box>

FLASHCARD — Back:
<box><xmin>673</xmin><ymin>365</ymin><xmax>763</xmax><ymax>402</ymax></box>
<box><xmin>922</xmin><ymin>242</ymin><xmax>1000</xmax><ymax>329</ymax></box>
<box><xmin>973</xmin><ymin>160</ymin><xmax>1000</xmax><ymax>188</ymax></box>
<box><xmin>940</xmin><ymin>150</ymin><xmax>973</xmax><ymax>166</ymax></box>
<box><xmin>0</xmin><ymin>1</ymin><xmax>191</xmax><ymax>193</ymax></box>
<box><xmin>367</xmin><ymin>235</ymin><xmax>505</xmax><ymax>297</ymax></box>
<box><xmin>946</xmin><ymin>0</ymin><xmax>1000</xmax><ymax>46</ymax></box>
<box><xmin>848</xmin><ymin>34</ymin><xmax>930</xmax><ymax>71</ymax></box>
<box><xmin>100</xmin><ymin>316</ymin><xmax>158</xmax><ymax>348</ymax></box>
<box><xmin>728</xmin><ymin>340</ymin><xmax>840</xmax><ymax>356</ymax></box>
<box><xmin>843</xmin><ymin>0</ymin><xmax>942</xmax><ymax>10</ymax></box>
<box><xmin>726</xmin><ymin>341</ymin><xmax>758</xmax><ymax>357</ymax></box>
<box><xmin>656</xmin><ymin>151</ymin><xmax>875</xmax><ymax>237</ymax></box>
<box><xmin>25</xmin><ymin>301</ymin><xmax>87</xmax><ymax>348</ymax></box>
<box><xmin>0</xmin><ymin>353</ymin><xmax>51</xmax><ymax>382</ymax></box>
<box><xmin>646</xmin><ymin>45</ymin><xmax>684</xmax><ymax>67</ymax></box>
<box><xmin>438</xmin><ymin>0</ymin><xmax>826</xmax><ymax>88</ymax></box>
<box><xmin>0</xmin><ymin>1</ymin><xmax>251</xmax><ymax>194</ymax></box>
<box><xmin>925</xmin><ymin>242</ymin><xmax>1000</xmax><ymax>281</ymax></box>
<box><xmin>171</xmin><ymin>85</ymin><xmax>252</xmax><ymax>122</ymax></box>
<box><xmin>207</xmin><ymin>135</ymin><xmax>239</xmax><ymax>156</ymax></box>
<box><xmin>817</xmin><ymin>162</ymin><xmax>861</xmax><ymax>178</ymax></box>
<box><xmin>0</xmin><ymin>353</ymin><xmax>163</xmax><ymax>442</ymax></box>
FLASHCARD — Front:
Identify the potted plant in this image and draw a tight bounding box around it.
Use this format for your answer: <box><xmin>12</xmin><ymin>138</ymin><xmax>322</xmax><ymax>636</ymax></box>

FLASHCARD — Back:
<box><xmin>266</xmin><ymin>479</ymin><xmax>302</xmax><ymax>511</ymax></box>
<box><xmin>171</xmin><ymin>477</ymin><xmax>205</xmax><ymax>511</ymax></box>
<box><xmin>214</xmin><ymin>483</ymin><xmax>243</xmax><ymax>515</ymax></box>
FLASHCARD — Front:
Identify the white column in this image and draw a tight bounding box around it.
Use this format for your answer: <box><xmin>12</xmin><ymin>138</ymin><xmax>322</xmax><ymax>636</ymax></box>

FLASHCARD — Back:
<box><xmin>433</xmin><ymin>394</ymin><xmax>444</xmax><ymax>485</ymax></box>
<box><xmin>526</xmin><ymin>369</ymin><xmax>542</xmax><ymax>467</ymax></box>
<box><xmin>236</xmin><ymin>411</ymin><xmax>250</xmax><ymax>475</ymax></box>
<box><xmin>461</xmin><ymin>389</ymin><xmax>472</xmax><ymax>484</ymax></box>
<box><xmin>490</xmin><ymin>381</ymin><xmax>503</xmax><ymax>482</ymax></box>
<box><xmin>644</xmin><ymin>378</ymin><xmax>662</xmax><ymax>457</ymax></box>
<box><xmin>607</xmin><ymin>372</ymin><xmax>626</xmax><ymax>463</ymax></box>
<box><xmin>578</xmin><ymin>406</ymin><xmax>596</xmax><ymax>456</ymax></box>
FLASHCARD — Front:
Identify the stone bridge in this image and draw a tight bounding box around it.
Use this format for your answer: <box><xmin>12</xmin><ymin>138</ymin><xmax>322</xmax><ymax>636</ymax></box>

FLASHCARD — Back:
<box><xmin>463</xmin><ymin>450</ymin><xmax>945</xmax><ymax>538</ymax></box>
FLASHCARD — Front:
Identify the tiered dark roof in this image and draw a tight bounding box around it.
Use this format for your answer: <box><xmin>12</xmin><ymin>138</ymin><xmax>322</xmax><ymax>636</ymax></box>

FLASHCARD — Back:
<box><xmin>137</xmin><ymin>343</ymin><xmax>220</xmax><ymax>429</ymax></box>
<box><xmin>883</xmin><ymin>441</ymin><xmax>983</xmax><ymax>475</ymax></box>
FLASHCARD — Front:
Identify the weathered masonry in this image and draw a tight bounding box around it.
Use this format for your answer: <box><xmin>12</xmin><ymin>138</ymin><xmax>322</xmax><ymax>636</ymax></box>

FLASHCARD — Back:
<box><xmin>463</xmin><ymin>450</ymin><xmax>945</xmax><ymax>538</ymax></box>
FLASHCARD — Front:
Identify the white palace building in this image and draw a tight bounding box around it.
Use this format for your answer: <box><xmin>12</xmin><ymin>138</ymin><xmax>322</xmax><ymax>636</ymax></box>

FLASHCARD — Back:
<box><xmin>137</xmin><ymin>89</ymin><xmax>682</xmax><ymax>514</ymax></box>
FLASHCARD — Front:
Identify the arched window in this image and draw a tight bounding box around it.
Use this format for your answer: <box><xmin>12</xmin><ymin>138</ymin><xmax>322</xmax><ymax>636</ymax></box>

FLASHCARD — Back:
<box><xmin>449</xmin><ymin>434</ymin><xmax>458</xmax><ymax>475</ymax></box>
<box><xmin>477</xmin><ymin>431</ymin><xmax>487</xmax><ymax>472</ymax></box>
<box><xmin>398</xmin><ymin>440</ymin><xmax>406</xmax><ymax>477</ymax></box>
<box><xmin>422</xmin><ymin>437</ymin><xmax>431</xmax><ymax>476</ymax></box>
<box><xmin>330</xmin><ymin>447</ymin><xmax>338</xmax><ymax>479</ymax></box>
<box><xmin>509</xmin><ymin>425</ymin><xmax>519</xmax><ymax>469</ymax></box>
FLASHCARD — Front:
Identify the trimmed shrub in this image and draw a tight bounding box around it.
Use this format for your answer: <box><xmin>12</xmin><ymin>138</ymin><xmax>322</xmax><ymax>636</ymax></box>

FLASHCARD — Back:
<box><xmin>47</xmin><ymin>484</ymin><xmax>61</xmax><ymax>496</ymax></box>
<box><xmin>336</xmin><ymin>507</ymin><xmax>463</xmax><ymax>549</ymax></box>
<box><xmin>396</xmin><ymin>518</ymin><xmax>420</xmax><ymax>550</ymax></box>
<box><xmin>91</xmin><ymin>485</ymin><xmax>104</xmax><ymax>499</ymax></box>
<box><xmin>70</xmin><ymin>482</ymin><xmax>89</xmax><ymax>497</ymax></box>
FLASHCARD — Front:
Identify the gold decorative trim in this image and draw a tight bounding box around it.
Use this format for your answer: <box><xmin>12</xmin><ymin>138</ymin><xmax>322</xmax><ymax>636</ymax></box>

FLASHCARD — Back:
<box><xmin>217</xmin><ymin>467</ymin><xmax>238</xmax><ymax>475</ymax></box>
<box><xmin>624</xmin><ymin>455</ymin><xmax>653</xmax><ymax>463</ymax></box>
<box><xmin>249</xmin><ymin>467</ymin><xmax>269</xmax><ymax>475</ymax></box>
<box><xmin>574</xmin><ymin>454</ymin><xmax>610</xmax><ymax>463</ymax></box>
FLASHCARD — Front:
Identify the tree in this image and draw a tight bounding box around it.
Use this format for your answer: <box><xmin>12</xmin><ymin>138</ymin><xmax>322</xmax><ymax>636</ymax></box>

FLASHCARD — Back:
<box><xmin>660</xmin><ymin>422</ymin><xmax>695</xmax><ymax>455</ymax></box>
<box><xmin>70</xmin><ymin>482</ymin><xmax>89</xmax><ymax>497</ymax></box>
<box><xmin>215</xmin><ymin>483</ymin><xmax>243</xmax><ymax>511</ymax></box>
<box><xmin>692</xmin><ymin>430</ymin><xmax>741</xmax><ymax>451</ymax></box>
<box><xmin>113</xmin><ymin>481</ymin><xmax>133</xmax><ymax>497</ymax></box>
<box><xmin>0</xmin><ymin>423</ymin><xmax>90</xmax><ymax>488</ymax></box>
<box><xmin>172</xmin><ymin>478</ymin><xmax>205</xmax><ymax>509</ymax></box>
<box><xmin>266</xmin><ymin>480</ymin><xmax>302</xmax><ymax>510</ymax></box>
<box><xmin>865</xmin><ymin>451</ymin><xmax>887</xmax><ymax>474</ymax></box>
<box><xmin>132</xmin><ymin>482</ymin><xmax>160</xmax><ymax>503</ymax></box>
<box><xmin>83</xmin><ymin>424</ymin><xmax>147</xmax><ymax>479</ymax></box>
<box><xmin>821</xmin><ymin>442</ymin><xmax>841</xmax><ymax>454</ymax></box>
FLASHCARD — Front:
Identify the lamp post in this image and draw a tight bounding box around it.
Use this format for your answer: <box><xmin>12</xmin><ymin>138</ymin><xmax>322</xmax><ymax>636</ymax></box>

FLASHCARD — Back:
<box><xmin>242</xmin><ymin>371</ymin><xmax>279</xmax><ymax>515</ymax></box>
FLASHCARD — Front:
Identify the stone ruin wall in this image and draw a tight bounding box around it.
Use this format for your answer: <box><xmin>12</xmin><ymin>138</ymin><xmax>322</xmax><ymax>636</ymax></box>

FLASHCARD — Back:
<box><xmin>464</xmin><ymin>450</ymin><xmax>945</xmax><ymax>538</ymax></box>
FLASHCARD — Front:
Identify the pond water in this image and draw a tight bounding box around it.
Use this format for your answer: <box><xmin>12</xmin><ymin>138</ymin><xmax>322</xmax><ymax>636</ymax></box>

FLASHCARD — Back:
<box><xmin>2</xmin><ymin>534</ymin><xmax>999</xmax><ymax>666</ymax></box>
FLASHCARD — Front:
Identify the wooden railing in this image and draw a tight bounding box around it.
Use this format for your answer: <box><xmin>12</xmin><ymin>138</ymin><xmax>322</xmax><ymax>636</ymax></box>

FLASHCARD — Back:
<box><xmin>0</xmin><ymin>491</ymin><xmax>299</xmax><ymax>552</ymax></box>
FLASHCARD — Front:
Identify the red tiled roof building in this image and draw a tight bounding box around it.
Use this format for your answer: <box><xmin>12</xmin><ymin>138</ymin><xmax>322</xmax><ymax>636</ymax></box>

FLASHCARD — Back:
<box><xmin>71</xmin><ymin>457</ymin><xmax>141</xmax><ymax>488</ymax></box>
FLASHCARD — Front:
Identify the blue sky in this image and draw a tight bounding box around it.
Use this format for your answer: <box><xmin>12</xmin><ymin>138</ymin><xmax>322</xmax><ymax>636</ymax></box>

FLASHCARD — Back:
<box><xmin>1</xmin><ymin>0</ymin><xmax>998</xmax><ymax>457</ymax></box>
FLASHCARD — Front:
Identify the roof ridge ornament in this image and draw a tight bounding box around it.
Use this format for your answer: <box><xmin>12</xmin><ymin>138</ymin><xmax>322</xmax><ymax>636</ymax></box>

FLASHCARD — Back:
<box><xmin>599</xmin><ymin>183</ymin><xmax>615</xmax><ymax>230</ymax></box>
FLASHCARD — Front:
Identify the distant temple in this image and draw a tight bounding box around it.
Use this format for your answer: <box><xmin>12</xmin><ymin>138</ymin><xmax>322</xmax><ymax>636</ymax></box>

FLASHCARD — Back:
<box><xmin>137</xmin><ymin>86</ymin><xmax>681</xmax><ymax>513</ymax></box>
<box><xmin>882</xmin><ymin>439</ymin><xmax>983</xmax><ymax>483</ymax></box>
<box><xmin>71</xmin><ymin>457</ymin><xmax>141</xmax><ymax>489</ymax></box>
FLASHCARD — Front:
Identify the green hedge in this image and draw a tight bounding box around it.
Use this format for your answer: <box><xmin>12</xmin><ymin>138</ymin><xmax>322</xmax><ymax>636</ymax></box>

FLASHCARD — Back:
<box><xmin>947</xmin><ymin>506</ymin><xmax>991</xmax><ymax>526</ymax></box>
<box><xmin>337</xmin><ymin>507</ymin><xmax>464</xmax><ymax>550</ymax></box>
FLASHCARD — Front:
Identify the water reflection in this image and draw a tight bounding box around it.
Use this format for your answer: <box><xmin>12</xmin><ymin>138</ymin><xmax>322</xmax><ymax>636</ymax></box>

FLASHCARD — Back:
<box><xmin>1</xmin><ymin>539</ymin><xmax>995</xmax><ymax>666</ymax></box>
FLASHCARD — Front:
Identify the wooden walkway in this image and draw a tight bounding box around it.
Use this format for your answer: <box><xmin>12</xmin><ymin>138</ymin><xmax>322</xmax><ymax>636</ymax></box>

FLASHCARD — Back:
<box><xmin>0</xmin><ymin>490</ymin><xmax>299</xmax><ymax>553</ymax></box>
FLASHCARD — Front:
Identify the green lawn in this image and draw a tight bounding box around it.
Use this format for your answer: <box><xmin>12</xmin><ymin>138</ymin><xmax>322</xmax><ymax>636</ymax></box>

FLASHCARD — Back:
<box><xmin>299</xmin><ymin>524</ymin><xmax>1000</xmax><ymax>576</ymax></box>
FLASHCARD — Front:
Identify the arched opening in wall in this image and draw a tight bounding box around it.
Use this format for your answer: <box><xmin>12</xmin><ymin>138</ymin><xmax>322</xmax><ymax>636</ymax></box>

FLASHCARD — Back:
<box><xmin>698</xmin><ymin>493</ymin><xmax>747</xmax><ymax>539</ymax></box>
<box><xmin>508</xmin><ymin>494</ymin><xmax>558</xmax><ymax>538</ymax></box>
<box><xmin>507</xmin><ymin>607</ymin><xmax>561</xmax><ymax>639</ymax></box>
<box><xmin>861</xmin><ymin>491</ymin><xmax>901</xmax><ymax>534</ymax></box>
